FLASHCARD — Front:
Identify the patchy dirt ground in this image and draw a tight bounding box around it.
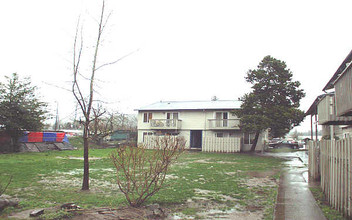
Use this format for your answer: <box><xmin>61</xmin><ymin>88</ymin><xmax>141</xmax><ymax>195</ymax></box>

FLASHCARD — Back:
<box><xmin>8</xmin><ymin>204</ymin><xmax>264</xmax><ymax>220</ymax></box>
<box><xmin>5</xmin><ymin>157</ymin><xmax>281</xmax><ymax>219</ymax></box>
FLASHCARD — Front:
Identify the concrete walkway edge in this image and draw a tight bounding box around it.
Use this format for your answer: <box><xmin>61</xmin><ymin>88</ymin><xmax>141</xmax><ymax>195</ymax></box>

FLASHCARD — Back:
<box><xmin>273</xmin><ymin>154</ymin><xmax>327</xmax><ymax>220</ymax></box>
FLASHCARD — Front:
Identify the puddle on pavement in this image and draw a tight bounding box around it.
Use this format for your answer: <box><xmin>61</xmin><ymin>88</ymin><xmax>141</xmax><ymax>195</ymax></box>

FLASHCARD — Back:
<box><xmin>284</xmin><ymin>157</ymin><xmax>305</xmax><ymax>168</ymax></box>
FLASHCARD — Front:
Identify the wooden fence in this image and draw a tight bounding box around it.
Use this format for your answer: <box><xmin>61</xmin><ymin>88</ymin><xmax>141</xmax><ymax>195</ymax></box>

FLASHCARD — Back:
<box><xmin>143</xmin><ymin>136</ymin><xmax>241</xmax><ymax>153</ymax></box>
<box><xmin>142</xmin><ymin>135</ymin><xmax>183</xmax><ymax>149</ymax></box>
<box><xmin>202</xmin><ymin>137</ymin><xmax>241</xmax><ymax>153</ymax></box>
<box><xmin>308</xmin><ymin>139</ymin><xmax>352</xmax><ymax>218</ymax></box>
<box><xmin>308</xmin><ymin>141</ymin><xmax>320</xmax><ymax>181</ymax></box>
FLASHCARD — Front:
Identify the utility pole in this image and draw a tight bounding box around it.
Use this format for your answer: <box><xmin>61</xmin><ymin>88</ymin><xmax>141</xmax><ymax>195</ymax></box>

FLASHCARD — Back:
<box><xmin>54</xmin><ymin>102</ymin><xmax>59</xmax><ymax>131</ymax></box>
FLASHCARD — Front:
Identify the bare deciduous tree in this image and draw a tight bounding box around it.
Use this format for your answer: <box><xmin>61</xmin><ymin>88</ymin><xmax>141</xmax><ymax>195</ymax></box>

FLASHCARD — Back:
<box><xmin>72</xmin><ymin>0</ymin><xmax>110</xmax><ymax>191</ymax></box>
<box><xmin>72</xmin><ymin>0</ymin><xmax>138</xmax><ymax>190</ymax></box>
<box><xmin>90</xmin><ymin>104</ymin><xmax>110</xmax><ymax>145</ymax></box>
<box><xmin>110</xmin><ymin>136</ymin><xmax>185</xmax><ymax>207</ymax></box>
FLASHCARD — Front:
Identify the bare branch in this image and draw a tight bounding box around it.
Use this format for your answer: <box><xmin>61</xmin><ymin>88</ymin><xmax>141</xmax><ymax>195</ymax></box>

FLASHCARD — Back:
<box><xmin>72</xmin><ymin>17</ymin><xmax>88</xmax><ymax>117</ymax></box>
<box><xmin>42</xmin><ymin>81</ymin><xmax>71</xmax><ymax>92</ymax></box>
<box><xmin>95</xmin><ymin>48</ymin><xmax>140</xmax><ymax>72</ymax></box>
<box><xmin>71</xmin><ymin>0</ymin><xmax>109</xmax><ymax>191</ymax></box>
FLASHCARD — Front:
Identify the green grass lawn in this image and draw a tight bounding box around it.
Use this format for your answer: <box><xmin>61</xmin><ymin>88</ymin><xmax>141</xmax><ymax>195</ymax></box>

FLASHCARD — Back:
<box><xmin>0</xmin><ymin>139</ymin><xmax>285</xmax><ymax>219</ymax></box>
<box><xmin>309</xmin><ymin>186</ymin><xmax>347</xmax><ymax>220</ymax></box>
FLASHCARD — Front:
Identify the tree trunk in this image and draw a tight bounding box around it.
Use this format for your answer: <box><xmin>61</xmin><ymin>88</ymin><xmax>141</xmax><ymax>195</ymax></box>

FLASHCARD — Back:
<box><xmin>82</xmin><ymin>124</ymin><xmax>89</xmax><ymax>190</ymax></box>
<box><xmin>250</xmin><ymin>131</ymin><xmax>260</xmax><ymax>152</ymax></box>
<box><xmin>10</xmin><ymin>132</ymin><xmax>21</xmax><ymax>152</ymax></box>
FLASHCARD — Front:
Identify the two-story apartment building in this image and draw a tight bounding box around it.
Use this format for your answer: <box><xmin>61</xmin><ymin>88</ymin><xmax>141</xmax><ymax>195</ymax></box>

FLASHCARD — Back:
<box><xmin>136</xmin><ymin>100</ymin><xmax>267</xmax><ymax>152</ymax></box>
<box><xmin>306</xmin><ymin>50</ymin><xmax>352</xmax><ymax>139</ymax></box>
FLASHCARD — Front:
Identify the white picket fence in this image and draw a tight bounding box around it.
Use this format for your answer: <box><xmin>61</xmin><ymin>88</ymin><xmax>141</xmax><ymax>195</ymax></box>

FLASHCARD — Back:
<box><xmin>143</xmin><ymin>135</ymin><xmax>241</xmax><ymax>153</ymax></box>
<box><xmin>308</xmin><ymin>139</ymin><xmax>352</xmax><ymax>218</ymax></box>
<box><xmin>142</xmin><ymin>135</ymin><xmax>182</xmax><ymax>149</ymax></box>
<box><xmin>308</xmin><ymin>141</ymin><xmax>320</xmax><ymax>181</ymax></box>
<box><xmin>202</xmin><ymin>137</ymin><xmax>241</xmax><ymax>153</ymax></box>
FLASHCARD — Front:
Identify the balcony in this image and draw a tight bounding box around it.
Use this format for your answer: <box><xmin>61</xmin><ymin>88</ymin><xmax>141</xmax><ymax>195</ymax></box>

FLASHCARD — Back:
<box><xmin>208</xmin><ymin>119</ymin><xmax>240</xmax><ymax>130</ymax></box>
<box><xmin>150</xmin><ymin>119</ymin><xmax>182</xmax><ymax>130</ymax></box>
<box><xmin>318</xmin><ymin>94</ymin><xmax>352</xmax><ymax>125</ymax></box>
<box><xmin>334</xmin><ymin>65</ymin><xmax>352</xmax><ymax>116</ymax></box>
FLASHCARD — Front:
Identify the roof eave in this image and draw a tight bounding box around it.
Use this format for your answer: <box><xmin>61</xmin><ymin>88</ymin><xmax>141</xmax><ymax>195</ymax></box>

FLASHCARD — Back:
<box><xmin>322</xmin><ymin>49</ymin><xmax>352</xmax><ymax>91</ymax></box>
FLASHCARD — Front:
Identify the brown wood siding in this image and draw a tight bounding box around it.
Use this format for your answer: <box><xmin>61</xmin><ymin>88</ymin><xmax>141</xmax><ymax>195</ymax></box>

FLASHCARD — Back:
<box><xmin>318</xmin><ymin>94</ymin><xmax>352</xmax><ymax>125</ymax></box>
<box><xmin>318</xmin><ymin>95</ymin><xmax>332</xmax><ymax>124</ymax></box>
<box><xmin>335</xmin><ymin>66</ymin><xmax>352</xmax><ymax>116</ymax></box>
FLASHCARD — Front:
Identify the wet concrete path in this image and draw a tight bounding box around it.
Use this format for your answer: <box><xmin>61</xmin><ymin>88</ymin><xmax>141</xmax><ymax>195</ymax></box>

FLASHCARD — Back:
<box><xmin>266</xmin><ymin>151</ymin><xmax>327</xmax><ymax>220</ymax></box>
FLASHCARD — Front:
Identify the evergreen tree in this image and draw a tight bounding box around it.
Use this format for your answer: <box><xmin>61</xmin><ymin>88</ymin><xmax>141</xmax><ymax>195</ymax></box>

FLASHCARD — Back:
<box><xmin>0</xmin><ymin>73</ymin><xmax>47</xmax><ymax>151</ymax></box>
<box><xmin>234</xmin><ymin>56</ymin><xmax>305</xmax><ymax>151</ymax></box>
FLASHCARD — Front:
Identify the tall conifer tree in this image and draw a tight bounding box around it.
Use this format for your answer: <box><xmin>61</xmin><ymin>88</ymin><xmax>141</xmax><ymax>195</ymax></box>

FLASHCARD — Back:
<box><xmin>234</xmin><ymin>56</ymin><xmax>305</xmax><ymax>151</ymax></box>
<box><xmin>0</xmin><ymin>73</ymin><xmax>47</xmax><ymax>151</ymax></box>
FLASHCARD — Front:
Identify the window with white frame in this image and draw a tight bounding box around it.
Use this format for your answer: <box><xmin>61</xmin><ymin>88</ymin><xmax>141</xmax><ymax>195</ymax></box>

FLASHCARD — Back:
<box><xmin>215</xmin><ymin>112</ymin><xmax>228</xmax><ymax>127</ymax></box>
<box><xmin>216</xmin><ymin>132</ymin><xmax>224</xmax><ymax>138</ymax></box>
<box><xmin>166</xmin><ymin>112</ymin><xmax>179</xmax><ymax>120</ymax></box>
<box><xmin>229</xmin><ymin>132</ymin><xmax>237</xmax><ymax>137</ymax></box>
<box><xmin>143</xmin><ymin>112</ymin><xmax>153</xmax><ymax>123</ymax></box>
<box><xmin>166</xmin><ymin>112</ymin><xmax>179</xmax><ymax>127</ymax></box>
<box><xmin>143</xmin><ymin>132</ymin><xmax>154</xmax><ymax>142</ymax></box>
<box><xmin>243</xmin><ymin>132</ymin><xmax>255</xmax><ymax>144</ymax></box>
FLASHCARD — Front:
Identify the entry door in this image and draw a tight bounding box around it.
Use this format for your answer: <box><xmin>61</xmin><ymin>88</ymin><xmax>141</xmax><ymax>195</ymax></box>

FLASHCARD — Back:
<box><xmin>190</xmin><ymin>130</ymin><xmax>202</xmax><ymax>148</ymax></box>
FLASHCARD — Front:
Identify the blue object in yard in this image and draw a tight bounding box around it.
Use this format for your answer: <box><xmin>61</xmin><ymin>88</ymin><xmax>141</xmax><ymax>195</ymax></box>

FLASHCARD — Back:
<box><xmin>43</xmin><ymin>132</ymin><xmax>57</xmax><ymax>142</ymax></box>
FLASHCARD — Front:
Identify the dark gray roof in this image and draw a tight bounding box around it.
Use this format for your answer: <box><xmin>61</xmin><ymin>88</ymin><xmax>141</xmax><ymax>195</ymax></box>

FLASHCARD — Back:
<box><xmin>323</xmin><ymin>49</ymin><xmax>352</xmax><ymax>91</ymax></box>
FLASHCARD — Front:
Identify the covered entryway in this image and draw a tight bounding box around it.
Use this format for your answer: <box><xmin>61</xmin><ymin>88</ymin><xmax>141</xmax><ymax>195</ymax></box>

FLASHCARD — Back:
<box><xmin>190</xmin><ymin>130</ymin><xmax>202</xmax><ymax>149</ymax></box>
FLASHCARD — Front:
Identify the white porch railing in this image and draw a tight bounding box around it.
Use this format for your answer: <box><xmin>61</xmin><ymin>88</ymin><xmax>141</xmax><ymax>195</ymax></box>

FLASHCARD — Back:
<box><xmin>150</xmin><ymin>119</ymin><xmax>182</xmax><ymax>130</ymax></box>
<box><xmin>142</xmin><ymin>135</ymin><xmax>185</xmax><ymax>149</ymax></box>
<box><xmin>208</xmin><ymin>119</ymin><xmax>240</xmax><ymax>130</ymax></box>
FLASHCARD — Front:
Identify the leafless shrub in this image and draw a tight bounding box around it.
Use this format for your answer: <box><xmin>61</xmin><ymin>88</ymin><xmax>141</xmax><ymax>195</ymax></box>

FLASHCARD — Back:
<box><xmin>110</xmin><ymin>136</ymin><xmax>185</xmax><ymax>207</ymax></box>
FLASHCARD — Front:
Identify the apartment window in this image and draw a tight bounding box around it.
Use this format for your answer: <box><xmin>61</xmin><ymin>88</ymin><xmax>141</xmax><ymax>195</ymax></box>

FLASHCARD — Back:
<box><xmin>216</xmin><ymin>132</ymin><xmax>224</xmax><ymax>138</ymax></box>
<box><xmin>143</xmin><ymin>112</ymin><xmax>153</xmax><ymax>123</ymax></box>
<box><xmin>143</xmin><ymin>132</ymin><xmax>154</xmax><ymax>142</ymax></box>
<box><xmin>229</xmin><ymin>132</ymin><xmax>236</xmax><ymax>137</ymax></box>
<box><xmin>166</xmin><ymin>112</ymin><xmax>179</xmax><ymax>127</ymax></box>
<box><xmin>215</xmin><ymin>112</ymin><xmax>228</xmax><ymax>127</ymax></box>
<box><xmin>243</xmin><ymin>133</ymin><xmax>255</xmax><ymax>144</ymax></box>
<box><xmin>166</xmin><ymin>112</ymin><xmax>179</xmax><ymax>120</ymax></box>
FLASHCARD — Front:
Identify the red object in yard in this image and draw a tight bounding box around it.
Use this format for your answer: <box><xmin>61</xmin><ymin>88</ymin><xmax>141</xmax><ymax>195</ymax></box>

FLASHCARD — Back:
<box><xmin>56</xmin><ymin>132</ymin><xmax>65</xmax><ymax>142</ymax></box>
<box><xmin>28</xmin><ymin>132</ymin><xmax>43</xmax><ymax>142</ymax></box>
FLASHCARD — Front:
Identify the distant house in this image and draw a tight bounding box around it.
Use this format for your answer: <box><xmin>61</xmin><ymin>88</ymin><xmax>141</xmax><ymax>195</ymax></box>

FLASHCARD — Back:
<box><xmin>108</xmin><ymin>130</ymin><xmax>137</xmax><ymax>142</ymax></box>
<box><xmin>306</xmin><ymin>50</ymin><xmax>352</xmax><ymax>139</ymax></box>
<box><xmin>136</xmin><ymin>100</ymin><xmax>268</xmax><ymax>152</ymax></box>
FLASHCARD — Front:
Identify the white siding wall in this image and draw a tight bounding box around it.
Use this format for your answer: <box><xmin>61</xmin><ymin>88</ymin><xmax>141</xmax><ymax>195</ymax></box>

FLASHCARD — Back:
<box><xmin>137</xmin><ymin>110</ymin><xmax>239</xmax><ymax>131</ymax></box>
<box><xmin>137</xmin><ymin>109</ymin><xmax>263</xmax><ymax>151</ymax></box>
<box><xmin>241</xmin><ymin>131</ymin><xmax>268</xmax><ymax>152</ymax></box>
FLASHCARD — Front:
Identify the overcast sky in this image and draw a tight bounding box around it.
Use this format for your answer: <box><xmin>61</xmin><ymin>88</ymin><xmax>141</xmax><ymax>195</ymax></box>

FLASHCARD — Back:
<box><xmin>1</xmin><ymin>0</ymin><xmax>352</xmax><ymax>132</ymax></box>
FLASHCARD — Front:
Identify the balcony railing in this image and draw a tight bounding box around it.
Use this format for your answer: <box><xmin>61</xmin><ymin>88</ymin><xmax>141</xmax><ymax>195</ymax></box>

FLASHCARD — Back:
<box><xmin>208</xmin><ymin>119</ymin><xmax>240</xmax><ymax>130</ymax></box>
<box><xmin>150</xmin><ymin>119</ymin><xmax>182</xmax><ymax>130</ymax></box>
